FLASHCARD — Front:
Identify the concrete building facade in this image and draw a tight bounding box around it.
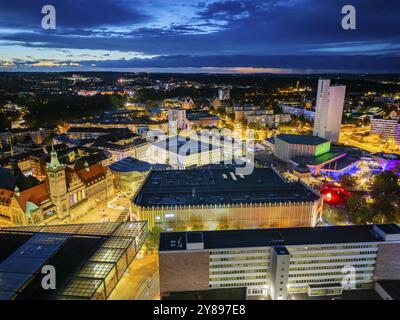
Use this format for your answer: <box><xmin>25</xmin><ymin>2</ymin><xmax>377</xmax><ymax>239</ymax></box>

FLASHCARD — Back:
<box><xmin>314</xmin><ymin>79</ymin><xmax>346</xmax><ymax>143</ymax></box>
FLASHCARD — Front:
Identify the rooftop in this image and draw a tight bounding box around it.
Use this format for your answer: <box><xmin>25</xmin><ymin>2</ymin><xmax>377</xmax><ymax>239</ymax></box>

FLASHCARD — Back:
<box><xmin>159</xmin><ymin>224</ymin><xmax>399</xmax><ymax>251</ymax></box>
<box><xmin>133</xmin><ymin>168</ymin><xmax>320</xmax><ymax>207</ymax></box>
<box><xmin>373</xmin><ymin>153</ymin><xmax>400</xmax><ymax>161</ymax></box>
<box><xmin>67</xmin><ymin>127</ymin><xmax>132</xmax><ymax>134</ymax></box>
<box><xmin>163</xmin><ymin>288</ymin><xmax>247</xmax><ymax>300</ymax></box>
<box><xmin>109</xmin><ymin>157</ymin><xmax>170</xmax><ymax>173</ymax></box>
<box><xmin>187</xmin><ymin>111</ymin><xmax>220</xmax><ymax>121</ymax></box>
<box><xmin>291</xmin><ymin>152</ymin><xmax>345</xmax><ymax>166</ymax></box>
<box><xmin>0</xmin><ymin>221</ymin><xmax>148</xmax><ymax>300</ymax></box>
<box><xmin>151</xmin><ymin>136</ymin><xmax>220</xmax><ymax>155</ymax></box>
<box><xmin>276</xmin><ymin>134</ymin><xmax>329</xmax><ymax>145</ymax></box>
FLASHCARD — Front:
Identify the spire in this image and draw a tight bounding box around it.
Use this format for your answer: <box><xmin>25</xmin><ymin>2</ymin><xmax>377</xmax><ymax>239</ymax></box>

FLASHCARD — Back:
<box><xmin>84</xmin><ymin>160</ymin><xmax>90</xmax><ymax>172</ymax></box>
<box><xmin>14</xmin><ymin>185</ymin><xmax>20</xmax><ymax>197</ymax></box>
<box><xmin>49</xmin><ymin>144</ymin><xmax>62</xmax><ymax>169</ymax></box>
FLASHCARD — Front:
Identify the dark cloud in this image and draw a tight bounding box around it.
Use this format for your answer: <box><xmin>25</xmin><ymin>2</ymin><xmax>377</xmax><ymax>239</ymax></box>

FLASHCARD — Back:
<box><xmin>0</xmin><ymin>0</ymin><xmax>149</xmax><ymax>29</ymax></box>
<box><xmin>78</xmin><ymin>54</ymin><xmax>400</xmax><ymax>73</ymax></box>
<box><xmin>0</xmin><ymin>0</ymin><xmax>399</xmax><ymax>71</ymax></box>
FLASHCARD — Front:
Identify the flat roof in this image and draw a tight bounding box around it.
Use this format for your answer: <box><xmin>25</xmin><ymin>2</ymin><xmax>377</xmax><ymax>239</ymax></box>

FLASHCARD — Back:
<box><xmin>159</xmin><ymin>224</ymin><xmax>399</xmax><ymax>251</ymax></box>
<box><xmin>373</xmin><ymin>153</ymin><xmax>400</xmax><ymax>161</ymax></box>
<box><xmin>290</xmin><ymin>289</ymin><xmax>381</xmax><ymax>300</ymax></box>
<box><xmin>133</xmin><ymin>168</ymin><xmax>320</xmax><ymax>207</ymax></box>
<box><xmin>377</xmin><ymin>280</ymin><xmax>400</xmax><ymax>300</ymax></box>
<box><xmin>291</xmin><ymin>152</ymin><xmax>345</xmax><ymax>166</ymax></box>
<box><xmin>152</xmin><ymin>136</ymin><xmax>219</xmax><ymax>155</ymax></box>
<box><xmin>187</xmin><ymin>111</ymin><xmax>220</xmax><ymax>121</ymax></box>
<box><xmin>163</xmin><ymin>288</ymin><xmax>247</xmax><ymax>300</ymax></box>
<box><xmin>109</xmin><ymin>157</ymin><xmax>169</xmax><ymax>173</ymax></box>
<box><xmin>276</xmin><ymin>134</ymin><xmax>329</xmax><ymax>146</ymax></box>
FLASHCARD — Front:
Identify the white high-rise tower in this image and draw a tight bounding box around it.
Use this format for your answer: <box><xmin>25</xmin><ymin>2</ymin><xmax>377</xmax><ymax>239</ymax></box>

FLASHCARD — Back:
<box><xmin>313</xmin><ymin>79</ymin><xmax>346</xmax><ymax>143</ymax></box>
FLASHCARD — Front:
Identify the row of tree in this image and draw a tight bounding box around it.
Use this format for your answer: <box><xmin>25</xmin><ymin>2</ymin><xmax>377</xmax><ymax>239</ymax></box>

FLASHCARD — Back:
<box><xmin>341</xmin><ymin>171</ymin><xmax>400</xmax><ymax>224</ymax></box>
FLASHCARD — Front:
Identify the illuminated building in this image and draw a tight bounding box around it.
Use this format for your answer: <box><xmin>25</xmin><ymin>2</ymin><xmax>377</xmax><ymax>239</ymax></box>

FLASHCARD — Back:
<box><xmin>0</xmin><ymin>129</ymin><xmax>51</xmax><ymax>150</ymax></box>
<box><xmin>0</xmin><ymin>221</ymin><xmax>148</xmax><ymax>300</ymax></box>
<box><xmin>272</xmin><ymin>135</ymin><xmax>365</xmax><ymax>177</ymax></box>
<box><xmin>159</xmin><ymin>224</ymin><xmax>400</xmax><ymax>299</ymax></box>
<box><xmin>46</xmin><ymin>147</ymin><xmax>115</xmax><ymax>222</ymax></box>
<box><xmin>274</xmin><ymin>134</ymin><xmax>332</xmax><ymax>163</ymax></box>
<box><xmin>163</xmin><ymin>97</ymin><xmax>195</xmax><ymax>110</ymax></box>
<box><xmin>320</xmin><ymin>183</ymin><xmax>351</xmax><ymax>205</ymax></box>
<box><xmin>109</xmin><ymin>157</ymin><xmax>169</xmax><ymax>193</ymax></box>
<box><xmin>370</xmin><ymin>117</ymin><xmax>400</xmax><ymax>145</ymax></box>
<box><xmin>218</xmin><ymin>88</ymin><xmax>230</xmax><ymax>101</ymax></box>
<box><xmin>245</xmin><ymin>113</ymin><xmax>290</xmax><ymax>127</ymax></box>
<box><xmin>0</xmin><ymin>162</ymin><xmax>56</xmax><ymax>226</ymax></box>
<box><xmin>186</xmin><ymin>111</ymin><xmax>220</xmax><ymax>128</ymax></box>
<box><xmin>168</xmin><ymin>108</ymin><xmax>187</xmax><ymax>131</ymax></box>
<box><xmin>145</xmin><ymin>136</ymin><xmax>222</xmax><ymax>170</ymax></box>
<box><xmin>66</xmin><ymin>127</ymin><xmax>132</xmax><ymax>140</ymax></box>
<box><xmin>92</xmin><ymin>136</ymin><xmax>150</xmax><ymax>162</ymax></box>
<box><xmin>233</xmin><ymin>104</ymin><xmax>261</xmax><ymax>121</ymax></box>
<box><xmin>132</xmin><ymin>168</ymin><xmax>323</xmax><ymax>230</ymax></box>
<box><xmin>314</xmin><ymin>79</ymin><xmax>346</xmax><ymax>143</ymax></box>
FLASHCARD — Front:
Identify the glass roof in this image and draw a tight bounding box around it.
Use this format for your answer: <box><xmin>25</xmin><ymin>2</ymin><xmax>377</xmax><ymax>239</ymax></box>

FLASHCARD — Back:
<box><xmin>112</xmin><ymin>222</ymin><xmax>146</xmax><ymax>237</ymax></box>
<box><xmin>76</xmin><ymin>262</ymin><xmax>115</xmax><ymax>279</ymax></box>
<box><xmin>89</xmin><ymin>248</ymin><xmax>125</xmax><ymax>263</ymax></box>
<box><xmin>61</xmin><ymin>278</ymin><xmax>103</xmax><ymax>298</ymax></box>
<box><xmin>101</xmin><ymin>237</ymin><xmax>133</xmax><ymax>250</ymax></box>
<box><xmin>0</xmin><ymin>232</ymin><xmax>67</xmax><ymax>299</ymax></box>
<box><xmin>0</xmin><ymin>221</ymin><xmax>149</xmax><ymax>300</ymax></box>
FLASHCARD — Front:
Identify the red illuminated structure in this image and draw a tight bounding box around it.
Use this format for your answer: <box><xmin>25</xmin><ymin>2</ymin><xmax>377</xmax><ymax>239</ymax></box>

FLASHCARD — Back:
<box><xmin>320</xmin><ymin>183</ymin><xmax>351</xmax><ymax>205</ymax></box>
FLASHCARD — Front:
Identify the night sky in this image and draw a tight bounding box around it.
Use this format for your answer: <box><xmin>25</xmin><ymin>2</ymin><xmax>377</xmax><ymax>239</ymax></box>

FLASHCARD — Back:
<box><xmin>0</xmin><ymin>0</ymin><xmax>399</xmax><ymax>73</ymax></box>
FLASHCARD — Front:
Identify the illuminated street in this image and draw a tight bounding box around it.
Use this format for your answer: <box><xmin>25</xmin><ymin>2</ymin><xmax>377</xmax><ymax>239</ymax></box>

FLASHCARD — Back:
<box><xmin>71</xmin><ymin>196</ymin><xmax>131</xmax><ymax>224</ymax></box>
<box><xmin>109</xmin><ymin>253</ymin><xmax>159</xmax><ymax>300</ymax></box>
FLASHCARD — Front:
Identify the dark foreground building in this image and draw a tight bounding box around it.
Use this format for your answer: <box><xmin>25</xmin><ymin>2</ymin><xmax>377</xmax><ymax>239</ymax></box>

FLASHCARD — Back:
<box><xmin>0</xmin><ymin>221</ymin><xmax>148</xmax><ymax>300</ymax></box>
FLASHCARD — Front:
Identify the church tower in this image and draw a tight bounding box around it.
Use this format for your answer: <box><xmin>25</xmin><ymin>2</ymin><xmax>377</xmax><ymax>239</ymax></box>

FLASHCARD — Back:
<box><xmin>47</xmin><ymin>146</ymin><xmax>69</xmax><ymax>220</ymax></box>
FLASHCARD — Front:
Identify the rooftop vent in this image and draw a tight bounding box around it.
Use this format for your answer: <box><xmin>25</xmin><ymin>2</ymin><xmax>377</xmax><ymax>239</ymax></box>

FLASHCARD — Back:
<box><xmin>230</xmin><ymin>172</ymin><xmax>237</xmax><ymax>181</ymax></box>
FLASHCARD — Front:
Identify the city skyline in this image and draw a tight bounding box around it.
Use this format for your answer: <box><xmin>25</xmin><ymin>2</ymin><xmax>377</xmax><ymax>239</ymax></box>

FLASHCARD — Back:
<box><xmin>0</xmin><ymin>0</ymin><xmax>399</xmax><ymax>73</ymax></box>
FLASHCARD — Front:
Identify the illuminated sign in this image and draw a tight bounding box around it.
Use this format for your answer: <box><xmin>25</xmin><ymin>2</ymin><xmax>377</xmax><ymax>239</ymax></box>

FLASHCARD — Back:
<box><xmin>315</xmin><ymin>142</ymin><xmax>331</xmax><ymax>157</ymax></box>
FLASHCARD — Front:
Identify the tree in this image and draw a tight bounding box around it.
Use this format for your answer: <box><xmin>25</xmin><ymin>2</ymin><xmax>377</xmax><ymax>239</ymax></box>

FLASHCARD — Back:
<box><xmin>368</xmin><ymin>171</ymin><xmax>400</xmax><ymax>223</ymax></box>
<box><xmin>145</xmin><ymin>225</ymin><xmax>164</xmax><ymax>253</ymax></box>
<box><xmin>339</xmin><ymin>174</ymin><xmax>357</xmax><ymax>190</ymax></box>
<box><xmin>370</xmin><ymin>171</ymin><xmax>400</xmax><ymax>198</ymax></box>
<box><xmin>343</xmin><ymin>194</ymin><xmax>370</xmax><ymax>224</ymax></box>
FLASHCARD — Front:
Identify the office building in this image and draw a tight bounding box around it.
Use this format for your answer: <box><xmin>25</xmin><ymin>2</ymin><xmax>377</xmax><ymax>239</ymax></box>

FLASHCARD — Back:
<box><xmin>159</xmin><ymin>224</ymin><xmax>400</xmax><ymax>300</ymax></box>
<box><xmin>314</xmin><ymin>80</ymin><xmax>346</xmax><ymax>143</ymax></box>
<box><xmin>145</xmin><ymin>136</ymin><xmax>222</xmax><ymax>170</ymax></box>
<box><xmin>218</xmin><ymin>89</ymin><xmax>230</xmax><ymax>101</ymax></box>
<box><xmin>280</xmin><ymin>105</ymin><xmax>315</xmax><ymax>121</ymax></box>
<box><xmin>132</xmin><ymin>168</ymin><xmax>323</xmax><ymax>230</ymax></box>
<box><xmin>168</xmin><ymin>108</ymin><xmax>187</xmax><ymax>131</ymax></box>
